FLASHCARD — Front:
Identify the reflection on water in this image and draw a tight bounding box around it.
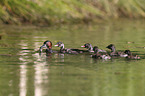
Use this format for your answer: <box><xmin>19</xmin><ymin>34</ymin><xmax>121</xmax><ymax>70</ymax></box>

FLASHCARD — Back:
<box><xmin>54</xmin><ymin>53</ymin><xmax>64</xmax><ymax>63</ymax></box>
<box><xmin>33</xmin><ymin>61</ymin><xmax>49</xmax><ymax>96</ymax></box>
<box><xmin>19</xmin><ymin>42</ymin><xmax>29</xmax><ymax>96</ymax></box>
<box><xmin>18</xmin><ymin>39</ymin><xmax>66</xmax><ymax>96</ymax></box>
<box><xmin>19</xmin><ymin>65</ymin><xmax>27</xmax><ymax>96</ymax></box>
<box><xmin>0</xmin><ymin>20</ymin><xmax>145</xmax><ymax>96</ymax></box>
<box><xmin>19</xmin><ymin>40</ymin><xmax>51</xmax><ymax>96</ymax></box>
<box><xmin>18</xmin><ymin>42</ymin><xmax>36</xmax><ymax>96</ymax></box>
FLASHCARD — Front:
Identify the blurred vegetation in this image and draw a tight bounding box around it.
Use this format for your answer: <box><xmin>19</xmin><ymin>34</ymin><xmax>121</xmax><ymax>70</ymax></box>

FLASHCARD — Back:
<box><xmin>0</xmin><ymin>0</ymin><xmax>145</xmax><ymax>25</ymax></box>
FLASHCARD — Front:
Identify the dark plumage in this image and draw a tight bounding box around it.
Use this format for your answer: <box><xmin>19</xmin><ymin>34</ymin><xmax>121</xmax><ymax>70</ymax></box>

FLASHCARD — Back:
<box><xmin>92</xmin><ymin>46</ymin><xmax>111</xmax><ymax>60</ymax></box>
<box><xmin>124</xmin><ymin>50</ymin><xmax>140</xmax><ymax>59</ymax></box>
<box><xmin>81</xmin><ymin>43</ymin><xmax>106</xmax><ymax>53</ymax></box>
<box><xmin>106</xmin><ymin>44</ymin><xmax>128</xmax><ymax>57</ymax></box>
<box><xmin>81</xmin><ymin>43</ymin><xmax>93</xmax><ymax>52</ymax></box>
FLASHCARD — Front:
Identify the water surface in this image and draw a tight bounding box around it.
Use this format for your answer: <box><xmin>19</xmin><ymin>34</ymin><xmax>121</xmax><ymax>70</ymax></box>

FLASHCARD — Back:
<box><xmin>0</xmin><ymin>19</ymin><xmax>145</xmax><ymax>96</ymax></box>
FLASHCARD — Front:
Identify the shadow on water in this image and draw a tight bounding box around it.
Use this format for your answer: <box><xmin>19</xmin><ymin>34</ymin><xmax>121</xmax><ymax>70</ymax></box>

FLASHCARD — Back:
<box><xmin>0</xmin><ymin>20</ymin><xmax>145</xmax><ymax>96</ymax></box>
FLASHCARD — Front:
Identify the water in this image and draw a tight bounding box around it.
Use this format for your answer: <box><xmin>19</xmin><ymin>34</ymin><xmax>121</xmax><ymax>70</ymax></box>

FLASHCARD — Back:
<box><xmin>0</xmin><ymin>19</ymin><xmax>145</xmax><ymax>96</ymax></box>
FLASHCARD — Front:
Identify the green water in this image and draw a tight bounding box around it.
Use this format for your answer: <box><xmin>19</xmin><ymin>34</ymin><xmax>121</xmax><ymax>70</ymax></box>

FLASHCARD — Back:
<box><xmin>0</xmin><ymin>19</ymin><xmax>145</xmax><ymax>96</ymax></box>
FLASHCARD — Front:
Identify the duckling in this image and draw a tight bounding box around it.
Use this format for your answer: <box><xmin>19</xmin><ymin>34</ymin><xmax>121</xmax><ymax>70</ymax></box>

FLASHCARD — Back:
<box><xmin>81</xmin><ymin>43</ymin><xmax>106</xmax><ymax>53</ymax></box>
<box><xmin>118</xmin><ymin>51</ymin><xmax>128</xmax><ymax>57</ymax></box>
<box><xmin>124</xmin><ymin>50</ymin><xmax>140</xmax><ymax>59</ymax></box>
<box><xmin>54</xmin><ymin>42</ymin><xmax>79</xmax><ymax>54</ymax></box>
<box><xmin>106</xmin><ymin>44</ymin><xmax>118</xmax><ymax>56</ymax></box>
<box><xmin>106</xmin><ymin>44</ymin><xmax>128</xmax><ymax>57</ymax></box>
<box><xmin>54</xmin><ymin>42</ymin><xmax>65</xmax><ymax>53</ymax></box>
<box><xmin>92</xmin><ymin>46</ymin><xmax>111</xmax><ymax>60</ymax></box>
<box><xmin>92</xmin><ymin>46</ymin><xmax>101</xmax><ymax>59</ymax></box>
<box><xmin>81</xmin><ymin>43</ymin><xmax>93</xmax><ymax>52</ymax></box>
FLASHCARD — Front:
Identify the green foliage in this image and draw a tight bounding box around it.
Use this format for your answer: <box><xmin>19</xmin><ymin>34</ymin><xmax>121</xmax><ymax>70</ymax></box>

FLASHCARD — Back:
<box><xmin>0</xmin><ymin>0</ymin><xmax>145</xmax><ymax>24</ymax></box>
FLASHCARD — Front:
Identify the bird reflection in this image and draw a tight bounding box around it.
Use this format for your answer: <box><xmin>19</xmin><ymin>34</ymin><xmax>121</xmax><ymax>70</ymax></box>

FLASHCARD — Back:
<box><xmin>54</xmin><ymin>53</ymin><xmax>64</xmax><ymax>63</ymax></box>
<box><xmin>46</xmin><ymin>53</ymin><xmax>52</xmax><ymax>62</ymax></box>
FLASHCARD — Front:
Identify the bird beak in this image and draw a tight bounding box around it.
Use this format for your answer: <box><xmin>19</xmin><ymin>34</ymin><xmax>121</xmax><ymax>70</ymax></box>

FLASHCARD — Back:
<box><xmin>54</xmin><ymin>44</ymin><xmax>58</xmax><ymax>47</ymax></box>
<box><xmin>81</xmin><ymin>46</ymin><xmax>85</xmax><ymax>48</ymax></box>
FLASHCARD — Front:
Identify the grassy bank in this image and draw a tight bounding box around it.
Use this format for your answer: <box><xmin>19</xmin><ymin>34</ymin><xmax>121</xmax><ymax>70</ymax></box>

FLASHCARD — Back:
<box><xmin>0</xmin><ymin>0</ymin><xmax>145</xmax><ymax>25</ymax></box>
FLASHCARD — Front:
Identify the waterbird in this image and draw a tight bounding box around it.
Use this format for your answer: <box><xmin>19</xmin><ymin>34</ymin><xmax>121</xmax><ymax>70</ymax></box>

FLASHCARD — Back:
<box><xmin>124</xmin><ymin>50</ymin><xmax>140</xmax><ymax>59</ymax></box>
<box><xmin>92</xmin><ymin>46</ymin><xmax>111</xmax><ymax>60</ymax></box>
<box><xmin>81</xmin><ymin>43</ymin><xmax>106</xmax><ymax>53</ymax></box>
<box><xmin>54</xmin><ymin>42</ymin><xmax>82</xmax><ymax>54</ymax></box>
<box><xmin>39</xmin><ymin>40</ymin><xmax>53</xmax><ymax>53</ymax></box>
<box><xmin>106</xmin><ymin>44</ymin><xmax>128</xmax><ymax>57</ymax></box>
